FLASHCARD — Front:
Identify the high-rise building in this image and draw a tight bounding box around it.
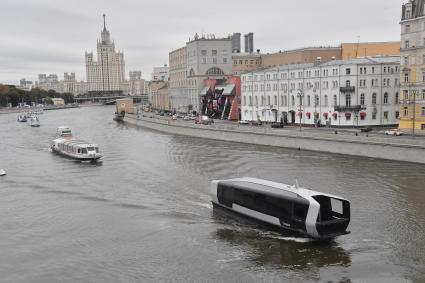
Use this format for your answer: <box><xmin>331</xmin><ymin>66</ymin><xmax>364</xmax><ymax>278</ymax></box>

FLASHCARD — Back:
<box><xmin>400</xmin><ymin>0</ymin><xmax>425</xmax><ymax>134</ymax></box>
<box><xmin>85</xmin><ymin>14</ymin><xmax>125</xmax><ymax>94</ymax></box>
<box><xmin>244</xmin><ymin>33</ymin><xmax>254</xmax><ymax>53</ymax></box>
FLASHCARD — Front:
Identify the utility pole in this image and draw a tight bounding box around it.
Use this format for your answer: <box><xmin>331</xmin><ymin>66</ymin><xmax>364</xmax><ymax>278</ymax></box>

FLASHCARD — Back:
<box><xmin>297</xmin><ymin>90</ymin><xmax>304</xmax><ymax>131</ymax></box>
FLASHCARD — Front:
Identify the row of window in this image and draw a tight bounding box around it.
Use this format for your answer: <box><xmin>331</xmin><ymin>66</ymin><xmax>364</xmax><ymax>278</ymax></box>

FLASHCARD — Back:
<box><xmin>242</xmin><ymin>92</ymin><xmax>399</xmax><ymax>108</ymax></box>
<box><xmin>233</xmin><ymin>59</ymin><xmax>261</xmax><ymax>65</ymax></box>
<box><xmin>243</xmin><ymin>66</ymin><xmax>397</xmax><ymax>81</ymax></box>
<box><xmin>242</xmin><ymin>78</ymin><xmax>397</xmax><ymax>93</ymax></box>
<box><xmin>244</xmin><ymin>109</ymin><xmax>400</xmax><ymax>121</ymax></box>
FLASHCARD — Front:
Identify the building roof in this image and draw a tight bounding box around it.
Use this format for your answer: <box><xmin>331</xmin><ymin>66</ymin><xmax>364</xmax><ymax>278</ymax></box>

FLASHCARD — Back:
<box><xmin>241</xmin><ymin>56</ymin><xmax>400</xmax><ymax>75</ymax></box>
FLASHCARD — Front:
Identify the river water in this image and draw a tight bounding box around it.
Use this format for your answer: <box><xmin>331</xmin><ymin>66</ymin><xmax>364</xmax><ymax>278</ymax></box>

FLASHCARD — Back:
<box><xmin>0</xmin><ymin>106</ymin><xmax>424</xmax><ymax>283</ymax></box>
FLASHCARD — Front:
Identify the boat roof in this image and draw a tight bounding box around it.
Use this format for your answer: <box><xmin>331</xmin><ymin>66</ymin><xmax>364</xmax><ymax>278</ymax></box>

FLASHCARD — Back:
<box><xmin>53</xmin><ymin>137</ymin><xmax>98</xmax><ymax>147</ymax></box>
<box><xmin>216</xmin><ymin>177</ymin><xmax>348</xmax><ymax>201</ymax></box>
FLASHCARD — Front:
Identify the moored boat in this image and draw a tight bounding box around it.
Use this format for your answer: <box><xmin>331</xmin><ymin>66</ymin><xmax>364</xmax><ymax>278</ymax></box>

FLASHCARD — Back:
<box><xmin>211</xmin><ymin>178</ymin><xmax>351</xmax><ymax>240</ymax></box>
<box><xmin>51</xmin><ymin>126</ymin><xmax>102</xmax><ymax>161</ymax></box>
<box><xmin>29</xmin><ymin>116</ymin><xmax>40</xmax><ymax>127</ymax></box>
<box><xmin>0</xmin><ymin>169</ymin><xmax>6</xmax><ymax>176</ymax></box>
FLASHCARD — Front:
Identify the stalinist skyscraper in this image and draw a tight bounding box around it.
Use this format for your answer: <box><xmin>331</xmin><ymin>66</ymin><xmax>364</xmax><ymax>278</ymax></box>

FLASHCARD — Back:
<box><xmin>85</xmin><ymin>15</ymin><xmax>125</xmax><ymax>93</ymax></box>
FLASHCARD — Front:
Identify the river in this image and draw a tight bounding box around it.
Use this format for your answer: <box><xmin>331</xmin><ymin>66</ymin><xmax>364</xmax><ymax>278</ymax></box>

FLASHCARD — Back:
<box><xmin>0</xmin><ymin>106</ymin><xmax>424</xmax><ymax>282</ymax></box>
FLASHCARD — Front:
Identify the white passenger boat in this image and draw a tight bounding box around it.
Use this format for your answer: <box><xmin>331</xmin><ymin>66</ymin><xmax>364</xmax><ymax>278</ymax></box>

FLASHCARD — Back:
<box><xmin>29</xmin><ymin>116</ymin><xmax>40</xmax><ymax>127</ymax></box>
<box><xmin>211</xmin><ymin>178</ymin><xmax>351</xmax><ymax>240</ymax></box>
<box><xmin>0</xmin><ymin>169</ymin><xmax>6</xmax><ymax>176</ymax></box>
<box><xmin>51</xmin><ymin>126</ymin><xmax>102</xmax><ymax>162</ymax></box>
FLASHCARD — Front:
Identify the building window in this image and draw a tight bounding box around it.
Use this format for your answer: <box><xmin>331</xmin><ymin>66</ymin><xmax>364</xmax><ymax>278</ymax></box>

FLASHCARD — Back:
<box><xmin>334</xmin><ymin>95</ymin><xmax>337</xmax><ymax>106</ymax></box>
<box><xmin>212</xmin><ymin>58</ymin><xmax>217</xmax><ymax>64</ymax></box>
<box><xmin>202</xmin><ymin>58</ymin><xmax>207</xmax><ymax>64</ymax></box>
<box><xmin>384</xmin><ymin>93</ymin><xmax>388</xmax><ymax>104</ymax></box>
<box><xmin>346</xmin><ymin>80</ymin><xmax>350</xmax><ymax>87</ymax></box>
<box><xmin>267</xmin><ymin>96</ymin><xmax>271</xmax><ymax>105</ymax></box>
<box><xmin>345</xmin><ymin>94</ymin><xmax>351</xmax><ymax>107</ymax></box>
<box><xmin>405</xmin><ymin>40</ymin><xmax>410</xmax><ymax>48</ymax></box>
<box><xmin>372</xmin><ymin>67</ymin><xmax>375</xmax><ymax>74</ymax></box>
<box><xmin>422</xmin><ymin>107</ymin><xmax>425</xmax><ymax>116</ymax></box>
<box><xmin>201</xmin><ymin>50</ymin><xmax>207</xmax><ymax>56</ymax></box>
<box><xmin>212</xmin><ymin>50</ymin><xmax>217</xmax><ymax>55</ymax></box>
<box><xmin>360</xmin><ymin>93</ymin><xmax>365</xmax><ymax>105</ymax></box>
<box><xmin>406</xmin><ymin>25</ymin><xmax>411</xmax><ymax>33</ymax></box>
<box><xmin>372</xmin><ymin>112</ymin><xmax>377</xmax><ymax>120</ymax></box>
<box><xmin>384</xmin><ymin>111</ymin><xmax>389</xmax><ymax>120</ymax></box>
<box><xmin>396</xmin><ymin>111</ymin><xmax>400</xmax><ymax>119</ymax></box>
<box><xmin>292</xmin><ymin>95</ymin><xmax>295</xmax><ymax>106</ymax></box>
<box><xmin>324</xmin><ymin>95</ymin><xmax>328</xmax><ymax>107</ymax></box>
<box><xmin>346</xmin><ymin>68</ymin><xmax>351</xmax><ymax>75</ymax></box>
<box><xmin>307</xmin><ymin>95</ymin><xmax>311</xmax><ymax>106</ymax></box>
<box><xmin>404</xmin><ymin>72</ymin><xmax>409</xmax><ymax>82</ymax></box>
<box><xmin>223</xmin><ymin>58</ymin><xmax>228</xmax><ymax>64</ymax></box>
<box><xmin>395</xmin><ymin>92</ymin><xmax>399</xmax><ymax>104</ymax></box>
<box><xmin>205</xmin><ymin>67</ymin><xmax>224</xmax><ymax>76</ymax></box>
<box><xmin>372</xmin><ymin>93</ymin><xmax>377</xmax><ymax>105</ymax></box>
<box><xmin>404</xmin><ymin>107</ymin><xmax>409</xmax><ymax>117</ymax></box>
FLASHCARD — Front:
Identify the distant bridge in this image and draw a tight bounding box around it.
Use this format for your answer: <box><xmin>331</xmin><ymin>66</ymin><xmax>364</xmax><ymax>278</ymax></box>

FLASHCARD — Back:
<box><xmin>74</xmin><ymin>95</ymin><xmax>148</xmax><ymax>104</ymax></box>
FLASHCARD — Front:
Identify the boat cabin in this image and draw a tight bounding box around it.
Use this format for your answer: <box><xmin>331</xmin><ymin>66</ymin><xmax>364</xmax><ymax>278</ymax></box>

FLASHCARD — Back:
<box><xmin>211</xmin><ymin>178</ymin><xmax>350</xmax><ymax>239</ymax></box>
<box><xmin>57</xmin><ymin>126</ymin><xmax>72</xmax><ymax>137</ymax></box>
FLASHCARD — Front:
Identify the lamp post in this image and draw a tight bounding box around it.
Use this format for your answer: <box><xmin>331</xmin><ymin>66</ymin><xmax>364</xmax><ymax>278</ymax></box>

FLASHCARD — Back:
<box><xmin>297</xmin><ymin>90</ymin><xmax>304</xmax><ymax>131</ymax></box>
<box><xmin>313</xmin><ymin>88</ymin><xmax>317</xmax><ymax>127</ymax></box>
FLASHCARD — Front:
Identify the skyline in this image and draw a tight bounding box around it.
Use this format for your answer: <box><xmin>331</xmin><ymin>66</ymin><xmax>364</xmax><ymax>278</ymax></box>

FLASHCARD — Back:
<box><xmin>0</xmin><ymin>0</ymin><xmax>403</xmax><ymax>85</ymax></box>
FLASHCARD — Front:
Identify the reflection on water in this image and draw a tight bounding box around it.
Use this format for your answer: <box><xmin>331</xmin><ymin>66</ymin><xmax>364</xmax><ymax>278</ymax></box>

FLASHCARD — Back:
<box><xmin>1</xmin><ymin>106</ymin><xmax>425</xmax><ymax>282</ymax></box>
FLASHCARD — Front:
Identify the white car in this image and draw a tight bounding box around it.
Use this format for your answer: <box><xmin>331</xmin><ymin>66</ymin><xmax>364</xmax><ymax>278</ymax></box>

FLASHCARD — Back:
<box><xmin>172</xmin><ymin>114</ymin><xmax>177</xmax><ymax>120</ymax></box>
<box><xmin>385</xmin><ymin>129</ymin><xmax>403</xmax><ymax>136</ymax></box>
<box><xmin>238</xmin><ymin>120</ymin><xmax>250</xmax><ymax>125</ymax></box>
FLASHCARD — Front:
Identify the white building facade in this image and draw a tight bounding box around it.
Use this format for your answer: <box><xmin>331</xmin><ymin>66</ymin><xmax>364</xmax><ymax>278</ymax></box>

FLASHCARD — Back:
<box><xmin>151</xmin><ymin>65</ymin><xmax>169</xmax><ymax>82</ymax></box>
<box><xmin>241</xmin><ymin>56</ymin><xmax>401</xmax><ymax>127</ymax></box>
<box><xmin>85</xmin><ymin>15</ymin><xmax>125</xmax><ymax>93</ymax></box>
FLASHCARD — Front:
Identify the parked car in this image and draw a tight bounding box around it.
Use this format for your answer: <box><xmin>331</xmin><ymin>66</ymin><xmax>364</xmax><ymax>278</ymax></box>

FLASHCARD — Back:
<box><xmin>195</xmin><ymin>115</ymin><xmax>214</xmax><ymax>125</ymax></box>
<box><xmin>172</xmin><ymin>114</ymin><xmax>177</xmax><ymax>120</ymax></box>
<box><xmin>183</xmin><ymin>116</ymin><xmax>190</xmax><ymax>121</ymax></box>
<box><xmin>238</xmin><ymin>120</ymin><xmax>250</xmax><ymax>125</ymax></box>
<box><xmin>251</xmin><ymin>120</ymin><xmax>263</xmax><ymax>126</ymax></box>
<box><xmin>360</xmin><ymin>126</ymin><xmax>372</xmax><ymax>133</ymax></box>
<box><xmin>385</xmin><ymin>129</ymin><xmax>403</xmax><ymax>136</ymax></box>
<box><xmin>271</xmin><ymin>122</ymin><xmax>284</xmax><ymax>128</ymax></box>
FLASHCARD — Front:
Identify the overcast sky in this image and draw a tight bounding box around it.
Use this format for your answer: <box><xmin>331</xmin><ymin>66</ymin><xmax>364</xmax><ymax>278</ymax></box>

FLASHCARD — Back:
<box><xmin>0</xmin><ymin>0</ymin><xmax>403</xmax><ymax>85</ymax></box>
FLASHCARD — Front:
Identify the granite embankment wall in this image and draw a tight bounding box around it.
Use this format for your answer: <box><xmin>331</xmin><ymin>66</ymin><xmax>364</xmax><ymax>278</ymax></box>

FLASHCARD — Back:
<box><xmin>123</xmin><ymin>114</ymin><xmax>425</xmax><ymax>165</ymax></box>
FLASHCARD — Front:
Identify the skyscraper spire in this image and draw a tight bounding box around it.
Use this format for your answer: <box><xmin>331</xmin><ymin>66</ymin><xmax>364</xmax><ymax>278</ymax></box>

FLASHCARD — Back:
<box><xmin>103</xmin><ymin>14</ymin><xmax>106</xmax><ymax>31</ymax></box>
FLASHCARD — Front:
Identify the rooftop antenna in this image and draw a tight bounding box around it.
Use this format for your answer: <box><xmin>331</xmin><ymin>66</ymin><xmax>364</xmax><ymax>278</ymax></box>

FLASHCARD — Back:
<box><xmin>103</xmin><ymin>14</ymin><xmax>106</xmax><ymax>31</ymax></box>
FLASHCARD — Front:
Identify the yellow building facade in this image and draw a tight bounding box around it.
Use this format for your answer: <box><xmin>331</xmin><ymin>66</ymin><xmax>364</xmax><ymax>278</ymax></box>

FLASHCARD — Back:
<box><xmin>400</xmin><ymin>0</ymin><xmax>425</xmax><ymax>134</ymax></box>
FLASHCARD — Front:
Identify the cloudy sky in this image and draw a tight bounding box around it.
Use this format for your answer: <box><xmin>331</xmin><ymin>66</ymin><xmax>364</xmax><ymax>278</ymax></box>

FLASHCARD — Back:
<box><xmin>0</xmin><ymin>0</ymin><xmax>402</xmax><ymax>85</ymax></box>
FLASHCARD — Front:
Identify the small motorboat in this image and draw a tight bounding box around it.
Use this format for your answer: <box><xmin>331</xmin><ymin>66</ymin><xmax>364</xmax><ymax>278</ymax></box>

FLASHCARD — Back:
<box><xmin>17</xmin><ymin>114</ymin><xmax>27</xmax><ymax>122</ymax></box>
<box><xmin>0</xmin><ymin>169</ymin><xmax>6</xmax><ymax>176</ymax></box>
<box><xmin>29</xmin><ymin>116</ymin><xmax>40</xmax><ymax>127</ymax></box>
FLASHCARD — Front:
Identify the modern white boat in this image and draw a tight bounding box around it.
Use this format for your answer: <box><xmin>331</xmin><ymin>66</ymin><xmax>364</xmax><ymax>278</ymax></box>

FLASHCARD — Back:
<box><xmin>17</xmin><ymin>114</ymin><xmax>27</xmax><ymax>122</ymax></box>
<box><xmin>211</xmin><ymin>178</ymin><xmax>351</xmax><ymax>240</ymax></box>
<box><xmin>29</xmin><ymin>116</ymin><xmax>40</xmax><ymax>127</ymax></box>
<box><xmin>51</xmin><ymin>126</ymin><xmax>102</xmax><ymax>162</ymax></box>
<box><xmin>0</xmin><ymin>169</ymin><xmax>6</xmax><ymax>176</ymax></box>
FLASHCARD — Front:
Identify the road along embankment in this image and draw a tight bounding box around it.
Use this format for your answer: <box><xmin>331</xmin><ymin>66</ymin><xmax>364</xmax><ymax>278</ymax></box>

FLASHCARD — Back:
<box><xmin>123</xmin><ymin>113</ymin><xmax>425</xmax><ymax>165</ymax></box>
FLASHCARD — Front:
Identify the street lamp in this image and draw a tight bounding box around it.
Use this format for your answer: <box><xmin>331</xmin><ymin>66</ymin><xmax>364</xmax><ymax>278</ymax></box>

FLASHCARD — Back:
<box><xmin>297</xmin><ymin>90</ymin><xmax>304</xmax><ymax>131</ymax></box>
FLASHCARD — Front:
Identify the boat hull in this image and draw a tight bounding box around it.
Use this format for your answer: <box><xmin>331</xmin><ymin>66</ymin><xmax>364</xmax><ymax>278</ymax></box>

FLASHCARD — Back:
<box><xmin>51</xmin><ymin>147</ymin><xmax>102</xmax><ymax>162</ymax></box>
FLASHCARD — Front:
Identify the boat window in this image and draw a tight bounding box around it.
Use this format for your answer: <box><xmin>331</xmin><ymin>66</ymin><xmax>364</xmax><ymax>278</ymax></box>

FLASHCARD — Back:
<box><xmin>331</xmin><ymin>198</ymin><xmax>343</xmax><ymax>215</ymax></box>
<box><xmin>78</xmin><ymin>149</ymin><xmax>81</xmax><ymax>154</ymax></box>
<box><xmin>95</xmin><ymin>148</ymin><xmax>99</xmax><ymax>153</ymax></box>
<box><xmin>293</xmin><ymin>202</ymin><xmax>308</xmax><ymax>220</ymax></box>
<box><xmin>87</xmin><ymin>147</ymin><xmax>95</xmax><ymax>151</ymax></box>
<box><xmin>217</xmin><ymin>184</ymin><xmax>233</xmax><ymax>207</ymax></box>
<box><xmin>81</xmin><ymin>148</ymin><xmax>87</xmax><ymax>154</ymax></box>
<box><xmin>313</xmin><ymin>195</ymin><xmax>349</xmax><ymax>222</ymax></box>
